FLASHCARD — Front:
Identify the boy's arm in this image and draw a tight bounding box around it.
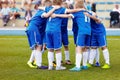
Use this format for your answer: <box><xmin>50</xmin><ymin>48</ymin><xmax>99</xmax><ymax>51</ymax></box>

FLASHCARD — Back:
<box><xmin>51</xmin><ymin>14</ymin><xmax>73</xmax><ymax>18</ymax></box>
<box><xmin>84</xmin><ymin>12</ymin><xmax>101</xmax><ymax>23</ymax></box>
<box><xmin>66</xmin><ymin>8</ymin><xmax>85</xmax><ymax>13</ymax></box>
<box><xmin>42</xmin><ymin>6</ymin><xmax>61</xmax><ymax>18</ymax></box>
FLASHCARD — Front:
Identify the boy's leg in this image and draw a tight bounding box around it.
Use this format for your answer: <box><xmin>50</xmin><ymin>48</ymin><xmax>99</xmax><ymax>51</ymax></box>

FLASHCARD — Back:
<box><xmin>76</xmin><ymin>46</ymin><xmax>82</xmax><ymax>68</ymax></box>
<box><xmin>34</xmin><ymin>45</ymin><xmax>42</xmax><ymax>67</ymax></box>
<box><xmin>70</xmin><ymin>34</ymin><xmax>86</xmax><ymax>71</ymax></box>
<box><xmin>102</xmin><ymin>47</ymin><xmax>110</xmax><ymax>65</ymax></box>
<box><xmin>46</xmin><ymin>31</ymin><xmax>55</xmax><ymax>70</ymax></box>
<box><xmin>98</xmin><ymin>34</ymin><xmax>110</xmax><ymax>68</ymax></box>
<box><xmin>82</xmin><ymin>48</ymin><xmax>88</xmax><ymax>69</ymax></box>
<box><xmin>26</xmin><ymin>29</ymin><xmax>47</xmax><ymax>69</ymax></box>
<box><xmin>62</xmin><ymin>32</ymin><xmax>71</xmax><ymax>64</ymax></box>
<box><xmin>70</xmin><ymin>46</ymin><xmax>82</xmax><ymax>71</ymax></box>
<box><xmin>55</xmin><ymin>49</ymin><xmax>66</xmax><ymax>70</ymax></box>
<box><xmin>64</xmin><ymin>46</ymin><xmax>70</xmax><ymax>60</ymax></box>
<box><xmin>48</xmin><ymin>49</ymin><xmax>54</xmax><ymax>70</ymax></box>
<box><xmin>88</xmin><ymin>34</ymin><xmax>98</xmax><ymax>67</ymax></box>
<box><xmin>95</xmin><ymin>48</ymin><xmax>100</xmax><ymax>66</ymax></box>
<box><xmin>35</xmin><ymin>45</ymin><xmax>48</xmax><ymax>69</ymax></box>
<box><xmin>28</xmin><ymin>50</ymin><xmax>35</xmax><ymax>62</ymax></box>
<box><xmin>27</xmin><ymin>50</ymin><xmax>37</xmax><ymax>68</ymax></box>
<box><xmin>53</xmin><ymin>32</ymin><xmax>66</xmax><ymax>70</ymax></box>
<box><xmin>101</xmin><ymin>47</ymin><xmax>110</xmax><ymax>69</ymax></box>
<box><xmin>26</xmin><ymin>30</ymin><xmax>38</xmax><ymax>68</ymax></box>
<box><xmin>82</xmin><ymin>35</ymin><xmax>91</xmax><ymax>68</ymax></box>
<box><xmin>64</xmin><ymin>46</ymin><xmax>71</xmax><ymax>64</ymax></box>
<box><xmin>88</xmin><ymin>48</ymin><xmax>97</xmax><ymax>65</ymax></box>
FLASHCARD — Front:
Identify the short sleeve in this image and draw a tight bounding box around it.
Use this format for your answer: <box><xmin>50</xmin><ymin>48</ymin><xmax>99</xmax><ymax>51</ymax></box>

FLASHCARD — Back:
<box><xmin>45</xmin><ymin>6</ymin><xmax>52</xmax><ymax>13</ymax></box>
<box><xmin>71</xmin><ymin>13</ymin><xmax>75</xmax><ymax>18</ymax></box>
<box><xmin>63</xmin><ymin>8</ymin><xmax>67</xmax><ymax>14</ymax></box>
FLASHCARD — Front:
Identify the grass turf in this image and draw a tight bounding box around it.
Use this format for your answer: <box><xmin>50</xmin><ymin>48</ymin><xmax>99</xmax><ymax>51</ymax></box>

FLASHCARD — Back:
<box><xmin>0</xmin><ymin>36</ymin><xmax>120</xmax><ymax>80</ymax></box>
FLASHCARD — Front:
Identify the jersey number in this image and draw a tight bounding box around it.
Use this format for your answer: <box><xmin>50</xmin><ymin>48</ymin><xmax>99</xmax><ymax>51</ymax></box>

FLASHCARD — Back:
<box><xmin>85</xmin><ymin>15</ymin><xmax>90</xmax><ymax>23</ymax></box>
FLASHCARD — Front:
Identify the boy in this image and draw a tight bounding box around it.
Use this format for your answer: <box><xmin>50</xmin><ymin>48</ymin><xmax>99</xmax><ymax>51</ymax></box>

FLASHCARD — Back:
<box><xmin>45</xmin><ymin>0</ymin><xmax>84</xmax><ymax>70</ymax></box>
<box><xmin>52</xmin><ymin>2</ymin><xmax>72</xmax><ymax>65</ymax></box>
<box><xmin>85</xmin><ymin>12</ymin><xmax>110</xmax><ymax>69</ymax></box>
<box><xmin>51</xmin><ymin>0</ymin><xmax>91</xmax><ymax>71</ymax></box>
<box><xmin>84</xmin><ymin>2</ymin><xmax>100</xmax><ymax>67</ymax></box>
<box><xmin>61</xmin><ymin>2</ymin><xmax>71</xmax><ymax>65</ymax></box>
<box><xmin>26</xmin><ymin>5</ymin><xmax>60</xmax><ymax>69</ymax></box>
<box><xmin>70</xmin><ymin>1</ymin><xmax>91</xmax><ymax>71</ymax></box>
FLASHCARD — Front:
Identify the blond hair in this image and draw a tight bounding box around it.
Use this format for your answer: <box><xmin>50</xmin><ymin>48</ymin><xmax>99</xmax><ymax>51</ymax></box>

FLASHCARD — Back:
<box><xmin>53</xmin><ymin>0</ymin><xmax>62</xmax><ymax>5</ymax></box>
<box><xmin>75</xmin><ymin>0</ymin><xmax>84</xmax><ymax>8</ymax></box>
<box><xmin>62</xmin><ymin>2</ymin><xmax>69</xmax><ymax>8</ymax></box>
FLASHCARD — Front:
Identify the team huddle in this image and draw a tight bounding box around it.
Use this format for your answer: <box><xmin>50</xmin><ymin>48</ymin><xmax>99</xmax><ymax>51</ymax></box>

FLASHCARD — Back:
<box><xmin>26</xmin><ymin>0</ymin><xmax>110</xmax><ymax>71</ymax></box>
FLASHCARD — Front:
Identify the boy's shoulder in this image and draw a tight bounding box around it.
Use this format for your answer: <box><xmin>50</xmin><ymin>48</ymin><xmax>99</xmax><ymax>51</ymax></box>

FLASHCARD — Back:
<box><xmin>32</xmin><ymin>10</ymin><xmax>45</xmax><ymax>18</ymax></box>
<box><xmin>36</xmin><ymin>9</ymin><xmax>45</xmax><ymax>14</ymax></box>
<box><xmin>45</xmin><ymin>6</ymin><xmax>66</xmax><ymax>10</ymax></box>
<box><xmin>72</xmin><ymin>10</ymin><xmax>85</xmax><ymax>17</ymax></box>
<box><xmin>45</xmin><ymin>6</ymin><xmax>53</xmax><ymax>12</ymax></box>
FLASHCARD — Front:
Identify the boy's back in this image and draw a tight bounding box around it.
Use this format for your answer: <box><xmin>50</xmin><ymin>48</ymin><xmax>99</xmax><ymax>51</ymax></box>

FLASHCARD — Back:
<box><xmin>72</xmin><ymin>11</ymin><xmax>91</xmax><ymax>35</ymax></box>
<box><xmin>45</xmin><ymin>6</ymin><xmax>66</xmax><ymax>32</ymax></box>
<box><xmin>91</xmin><ymin>18</ymin><xmax>106</xmax><ymax>35</ymax></box>
<box><xmin>27</xmin><ymin>10</ymin><xmax>47</xmax><ymax>31</ymax></box>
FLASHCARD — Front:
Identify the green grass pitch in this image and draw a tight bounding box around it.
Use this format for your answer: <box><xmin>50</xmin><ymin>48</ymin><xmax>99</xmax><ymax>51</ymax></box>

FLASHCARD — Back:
<box><xmin>0</xmin><ymin>36</ymin><xmax>120</xmax><ymax>80</ymax></box>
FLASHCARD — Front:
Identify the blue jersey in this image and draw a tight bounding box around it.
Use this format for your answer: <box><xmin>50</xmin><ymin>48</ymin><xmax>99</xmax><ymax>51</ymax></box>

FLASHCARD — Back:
<box><xmin>27</xmin><ymin>10</ymin><xmax>47</xmax><ymax>32</ymax></box>
<box><xmin>90</xmin><ymin>17</ymin><xmax>106</xmax><ymax>35</ymax></box>
<box><xmin>72</xmin><ymin>11</ymin><xmax>91</xmax><ymax>35</ymax></box>
<box><xmin>45</xmin><ymin>6</ymin><xmax>66</xmax><ymax>32</ymax></box>
<box><xmin>61</xmin><ymin>18</ymin><xmax>68</xmax><ymax>32</ymax></box>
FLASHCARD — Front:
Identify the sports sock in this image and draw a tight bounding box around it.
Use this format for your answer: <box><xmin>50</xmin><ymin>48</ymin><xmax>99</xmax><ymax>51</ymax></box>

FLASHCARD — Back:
<box><xmin>35</xmin><ymin>50</ymin><xmax>42</xmax><ymax>67</ymax></box>
<box><xmin>89</xmin><ymin>49</ymin><xmax>97</xmax><ymax>64</ymax></box>
<box><xmin>29</xmin><ymin>50</ymin><xmax>35</xmax><ymax>62</ymax></box>
<box><xmin>56</xmin><ymin>53</ymin><xmax>62</xmax><ymax>67</ymax></box>
<box><xmin>83</xmin><ymin>51</ymin><xmax>88</xmax><ymax>66</ymax></box>
<box><xmin>64</xmin><ymin>50</ymin><xmax>70</xmax><ymax>60</ymax></box>
<box><xmin>95</xmin><ymin>48</ymin><xmax>100</xmax><ymax>63</ymax></box>
<box><xmin>102</xmin><ymin>49</ymin><xmax>110</xmax><ymax>65</ymax></box>
<box><xmin>48</xmin><ymin>52</ymin><xmax>54</xmax><ymax>67</ymax></box>
<box><xmin>75</xmin><ymin>53</ymin><xmax>82</xmax><ymax>68</ymax></box>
